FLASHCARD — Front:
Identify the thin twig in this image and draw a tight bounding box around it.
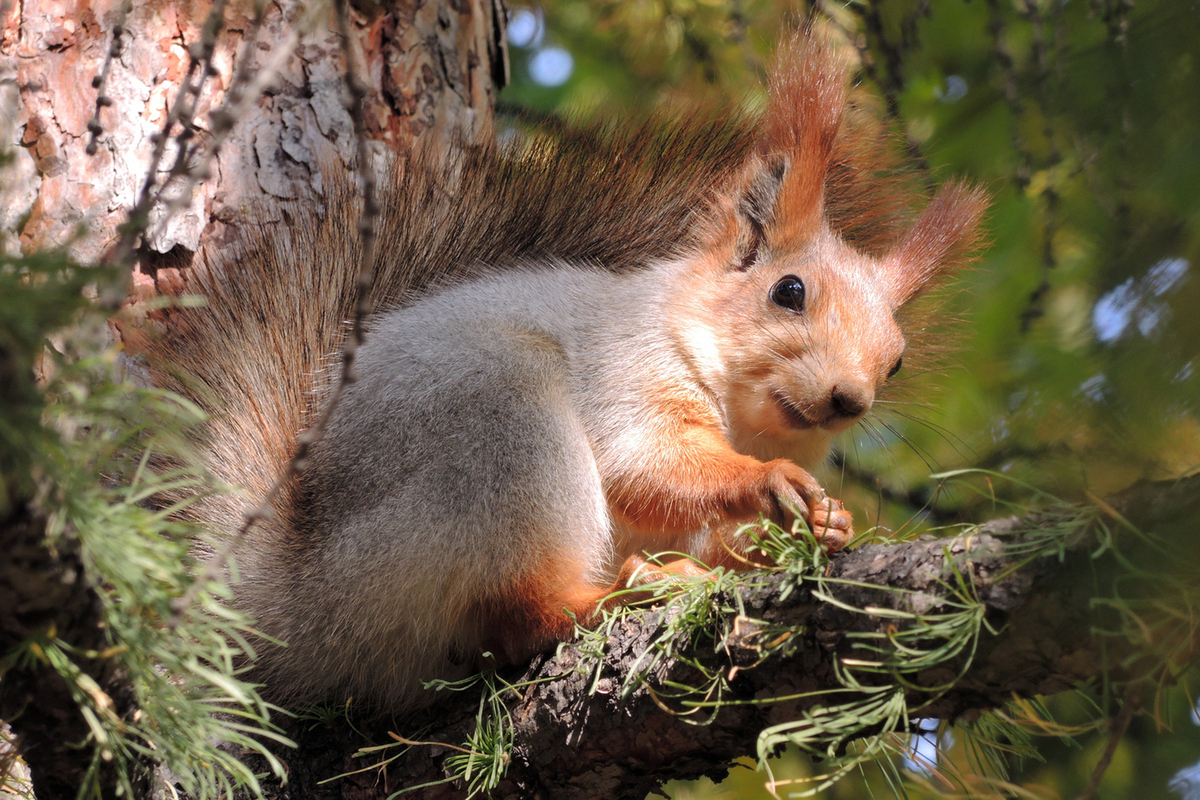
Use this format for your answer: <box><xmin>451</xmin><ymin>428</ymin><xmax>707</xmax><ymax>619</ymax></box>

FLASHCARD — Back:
<box><xmin>145</xmin><ymin>1</ymin><xmax>330</xmax><ymax>249</ymax></box>
<box><xmin>333</xmin><ymin>0</ymin><xmax>381</xmax><ymax>327</ymax></box>
<box><xmin>846</xmin><ymin>0</ymin><xmax>929</xmax><ymax>174</ymax></box>
<box><xmin>1075</xmin><ymin>690</ymin><xmax>1141</xmax><ymax>800</ymax></box>
<box><xmin>100</xmin><ymin>0</ymin><xmax>231</xmax><ymax>286</ymax></box>
<box><xmin>1015</xmin><ymin>0</ymin><xmax>1062</xmax><ymax>332</ymax></box>
<box><xmin>169</xmin><ymin>0</ymin><xmax>380</xmax><ymax>627</ymax></box>
<box><xmin>84</xmin><ymin>0</ymin><xmax>131</xmax><ymax>156</ymax></box>
<box><xmin>85</xmin><ymin>1</ymin><xmax>317</xmax><ymax>629</ymax></box>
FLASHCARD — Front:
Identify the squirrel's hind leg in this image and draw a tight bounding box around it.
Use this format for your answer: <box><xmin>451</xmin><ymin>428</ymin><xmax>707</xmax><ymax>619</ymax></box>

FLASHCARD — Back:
<box><xmin>454</xmin><ymin>326</ymin><xmax>722</xmax><ymax>663</ymax></box>
<box><xmin>475</xmin><ymin>552</ymin><xmax>712</xmax><ymax>665</ymax></box>
<box><xmin>446</xmin><ymin>326</ymin><xmax>623</xmax><ymax>665</ymax></box>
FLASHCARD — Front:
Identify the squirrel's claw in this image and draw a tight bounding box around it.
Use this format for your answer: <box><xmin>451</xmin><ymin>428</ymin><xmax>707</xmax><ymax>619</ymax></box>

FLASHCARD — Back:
<box><xmin>758</xmin><ymin>460</ymin><xmax>854</xmax><ymax>551</ymax></box>
<box><xmin>807</xmin><ymin>495</ymin><xmax>853</xmax><ymax>551</ymax></box>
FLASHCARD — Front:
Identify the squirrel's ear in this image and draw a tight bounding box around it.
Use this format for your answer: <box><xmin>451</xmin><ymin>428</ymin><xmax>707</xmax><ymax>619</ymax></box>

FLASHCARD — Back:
<box><xmin>737</xmin><ymin>156</ymin><xmax>787</xmax><ymax>232</ymax></box>
<box><xmin>726</xmin><ymin>155</ymin><xmax>786</xmax><ymax>270</ymax></box>
<box><xmin>884</xmin><ymin>181</ymin><xmax>989</xmax><ymax>305</ymax></box>
<box><xmin>713</xmin><ymin>28</ymin><xmax>853</xmax><ymax>265</ymax></box>
<box><xmin>756</xmin><ymin>28</ymin><xmax>850</xmax><ymax>247</ymax></box>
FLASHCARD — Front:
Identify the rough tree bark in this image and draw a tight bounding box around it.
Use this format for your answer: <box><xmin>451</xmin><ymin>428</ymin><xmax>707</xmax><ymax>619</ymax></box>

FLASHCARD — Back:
<box><xmin>0</xmin><ymin>0</ymin><xmax>505</xmax><ymax>263</ymax></box>
<box><xmin>0</xmin><ymin>2</ymin><xmax>505</xmax><ymax>798</ymax></box>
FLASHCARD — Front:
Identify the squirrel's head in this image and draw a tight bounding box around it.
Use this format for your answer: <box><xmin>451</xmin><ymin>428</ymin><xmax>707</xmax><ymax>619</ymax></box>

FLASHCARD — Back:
<box><xmin>677</xmin><ymin>29</ymin><xmax>988</xmax><ymax>466</ymax></box>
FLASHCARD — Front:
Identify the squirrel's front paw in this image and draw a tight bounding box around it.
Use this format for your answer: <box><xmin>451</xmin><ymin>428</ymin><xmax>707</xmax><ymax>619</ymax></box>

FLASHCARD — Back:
<box><xmin>806</xmin><ymin>494</ymin><xmax>853</xmax><ymax>550</ymax></box>
<box><xmin>759</xmin><ymin>460</ymin><xmax>854</xmax><ymax>551</ymax></box>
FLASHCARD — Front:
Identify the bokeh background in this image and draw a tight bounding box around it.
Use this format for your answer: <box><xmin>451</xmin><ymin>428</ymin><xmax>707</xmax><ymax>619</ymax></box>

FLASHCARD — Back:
<box><xmin>497</xmin><ymin>1</ymin><xmax>1200</xmax><ymax>797</ymax></box>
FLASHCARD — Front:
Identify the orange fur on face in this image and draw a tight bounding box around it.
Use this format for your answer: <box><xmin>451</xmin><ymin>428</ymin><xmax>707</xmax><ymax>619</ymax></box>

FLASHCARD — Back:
<box><xmin>685</xmin><ymin>25</ymin><xmax>986</xmax><ymax>461</ymax></box>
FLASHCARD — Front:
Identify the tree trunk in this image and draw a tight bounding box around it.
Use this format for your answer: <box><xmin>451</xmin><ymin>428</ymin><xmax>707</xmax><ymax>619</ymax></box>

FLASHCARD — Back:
<box><xmin>0</xmin><ymin>2</ymin><xmax>507</xmax><ymax>798</ymax></box>
<box><xmin>1</xmin><ymin>0</ymin><xmax>506</xmax><ymax>264</ymax></box>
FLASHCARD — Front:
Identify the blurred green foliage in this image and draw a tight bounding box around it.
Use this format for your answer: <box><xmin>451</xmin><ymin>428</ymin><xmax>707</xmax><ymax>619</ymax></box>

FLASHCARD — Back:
<box><xmin>504</xmin><ymin>0</ymin><xmax>1199</xmax><ymax>514</ymax></box>
<box><xmin>500</xmin><ymin>0</ymin><xmax>1200</xmax><ymax>797</ymax></box>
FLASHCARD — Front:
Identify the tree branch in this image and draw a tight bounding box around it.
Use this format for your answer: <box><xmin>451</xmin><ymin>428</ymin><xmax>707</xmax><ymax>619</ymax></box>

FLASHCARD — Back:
<box><xmin>239</xmin><ymin>474</ymin><xmax>1198</xmax><ymax>800</ymax></box>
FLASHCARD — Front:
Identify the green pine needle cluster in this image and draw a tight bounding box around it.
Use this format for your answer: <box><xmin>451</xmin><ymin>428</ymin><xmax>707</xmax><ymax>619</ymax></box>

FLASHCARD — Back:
<box><xmin>1</xmin><ymin>247</ymin><xmax>288</xmax><ymax>799</ymax></box>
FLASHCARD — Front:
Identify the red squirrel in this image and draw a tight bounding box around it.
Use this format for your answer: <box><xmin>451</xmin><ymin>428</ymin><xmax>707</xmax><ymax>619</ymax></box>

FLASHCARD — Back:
<box><xmin>138</xmin><ymin>31</ymin><xmax>986</xmax><ymax>713</ymax></box>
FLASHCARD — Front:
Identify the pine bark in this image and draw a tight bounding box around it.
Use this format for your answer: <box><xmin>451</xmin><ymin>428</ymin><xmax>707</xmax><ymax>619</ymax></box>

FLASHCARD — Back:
<box><xmin>0</xmin><ymin>2</ymin><xmax>505</xmax><ymax>798</ymax></box>
<box><xmin>1</xmin><ymin>0</ymin><xmax>505</xmax><ymax>264</ymax></box>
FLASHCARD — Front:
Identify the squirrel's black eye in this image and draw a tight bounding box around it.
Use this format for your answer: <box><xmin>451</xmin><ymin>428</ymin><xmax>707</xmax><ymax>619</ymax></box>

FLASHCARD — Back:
<box><xmin>888</xmin><ymin>357</ymin><xmax>903</xmax><ymax>378</ymax></box>
<box><xmin>769</xmin><ymin>275</ymin><xmax>806</xmax><ymax>313</ymax></box>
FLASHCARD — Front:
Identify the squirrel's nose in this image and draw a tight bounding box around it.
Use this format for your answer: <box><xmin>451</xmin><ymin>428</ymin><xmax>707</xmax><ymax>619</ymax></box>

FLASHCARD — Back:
<box><xmin>828</xmin><ymin>384</ymin><xmax>871</xmax><ymax>420</ymax></box>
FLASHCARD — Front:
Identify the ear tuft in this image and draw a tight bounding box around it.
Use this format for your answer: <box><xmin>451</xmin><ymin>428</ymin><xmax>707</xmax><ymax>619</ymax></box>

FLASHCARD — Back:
<box><xmin>761</xmin><ymin>28</ymin><xmax>850</xmax><ymax>160</ymax></box>
<box><xmin>884</xmin><ymin>181</ymin><xmax>989</xmax><ymax>304</ymax></box>
<box><xmin>757</xmin><ymin>27</ymin><xmax>851</xmax><ymax>245</ymax></box>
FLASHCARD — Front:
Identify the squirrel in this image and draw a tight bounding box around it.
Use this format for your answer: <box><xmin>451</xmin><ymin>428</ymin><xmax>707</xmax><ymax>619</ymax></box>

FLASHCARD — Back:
<box><xmin>134</xmin><ymin>31</ymin><xmax>987</xmax><ymax>714</ymax></box>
